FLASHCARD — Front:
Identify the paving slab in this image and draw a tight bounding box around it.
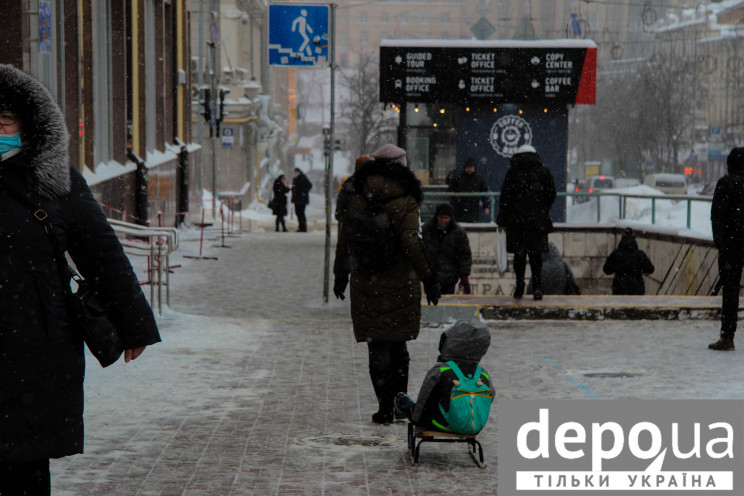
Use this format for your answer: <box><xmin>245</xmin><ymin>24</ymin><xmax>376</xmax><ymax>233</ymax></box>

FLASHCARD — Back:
<box><xmin>48</xmin><ymin>229</ymin><xmax>744</xmax><ymax>495</ymax></box>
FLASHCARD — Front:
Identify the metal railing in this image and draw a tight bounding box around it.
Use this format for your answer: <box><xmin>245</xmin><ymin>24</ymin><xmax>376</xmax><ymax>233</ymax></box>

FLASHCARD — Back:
<box><xmin>108</xmin><ymin>219</ymin><xmax>180</xmax><ymax>314</ymax></box>
<box><xmin>421</xmin><ymin>191</ymin><xmax>713</xmax><ymax>230</ymax></box>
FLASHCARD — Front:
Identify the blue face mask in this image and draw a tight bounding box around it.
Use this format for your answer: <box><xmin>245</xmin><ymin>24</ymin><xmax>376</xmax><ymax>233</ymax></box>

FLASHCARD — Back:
<box><xmin>0</xmin><ymin>133</ymin><xmax>21</xmax><ymax>156</ymax></box>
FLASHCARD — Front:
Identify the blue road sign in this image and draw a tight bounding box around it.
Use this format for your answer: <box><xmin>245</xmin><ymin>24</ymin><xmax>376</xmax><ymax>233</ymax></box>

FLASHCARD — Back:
<box><xmin>268</xmin><ymin>4</ymin><xmax>329</xmax><ymax>67</ymax></box>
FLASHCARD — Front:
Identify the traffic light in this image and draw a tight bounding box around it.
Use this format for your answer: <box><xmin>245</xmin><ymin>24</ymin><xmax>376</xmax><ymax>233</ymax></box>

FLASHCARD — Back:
<box><xmin>201</xmin><ymin>88</ymin><xmax>211</xmax><ymax>123</ymax></box>
<box><xmin>218</xmin><ymin>88</ymin><xmax>230</xmax><ymax>123</ymax></box>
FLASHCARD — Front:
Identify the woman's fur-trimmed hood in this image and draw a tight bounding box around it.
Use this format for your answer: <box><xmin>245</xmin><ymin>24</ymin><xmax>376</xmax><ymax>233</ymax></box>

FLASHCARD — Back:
<box><xmin>352</xmin><ymin>158</ymin><xmax>423</xmax><ymax>205</ymax></box>
<box><xmin>0</xmin><ymin>64</ymin><xmax>70</xmax><ymax>198</ymax></box>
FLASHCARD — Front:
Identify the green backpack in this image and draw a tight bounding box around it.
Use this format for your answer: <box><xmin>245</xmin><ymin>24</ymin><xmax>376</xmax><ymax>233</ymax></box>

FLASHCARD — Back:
<box><xmin>437</xmin><ymin>361</ymin><xmax>493</xmax><ymax>435</ymax></box>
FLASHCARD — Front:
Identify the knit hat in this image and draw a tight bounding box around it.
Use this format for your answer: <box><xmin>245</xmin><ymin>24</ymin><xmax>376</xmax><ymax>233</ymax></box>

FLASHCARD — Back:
<box><xmin>372</xmin><ymin>144</ymin><xmax>407</xmax><ymax>167</ymax></box>
<box><xmin>727</xmin><ymin>147</ymin><xmax>744</xmax><ymax>173</ymax></box>
<box><xmin>435</xmin><ymin>203</ymin><xmax>453</xmax><ymax>218</ymax></box>
<box><xmin>464</xmin><ymin>157</ymin><xmax>476</xmax><ymax>169</ymax></box>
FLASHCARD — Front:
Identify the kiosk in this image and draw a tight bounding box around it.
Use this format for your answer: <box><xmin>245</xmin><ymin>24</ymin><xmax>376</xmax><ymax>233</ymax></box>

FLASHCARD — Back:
<box><xmin>380</xmin><ymin>39</ymin><xmax>597</xmax><ymax>222</ymax></box>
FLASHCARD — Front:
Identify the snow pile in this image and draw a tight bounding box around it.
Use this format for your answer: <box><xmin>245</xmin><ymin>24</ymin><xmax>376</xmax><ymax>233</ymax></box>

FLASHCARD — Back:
<box><xmin>566</xmin><ymin>185</ymin><xmax>712</xmax><ymax>239</ymax></box>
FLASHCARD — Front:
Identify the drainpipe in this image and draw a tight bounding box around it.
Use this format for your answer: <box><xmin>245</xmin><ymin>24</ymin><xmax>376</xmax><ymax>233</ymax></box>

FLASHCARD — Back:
<box><xmin>128</xmin><ymin>148</ymin><xmax>149</xmax><ymax>226</ymax></box>
<box><xmin>175</xmin><ymin>137</ymin><xmax>189</xmax><ymax>226</ymax></box>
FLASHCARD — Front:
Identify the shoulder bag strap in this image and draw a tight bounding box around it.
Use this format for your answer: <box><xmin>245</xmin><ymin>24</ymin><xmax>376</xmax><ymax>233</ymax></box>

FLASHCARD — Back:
<box><xmin>0</xmin><ymin>180</ymin><xmax>75</xmax><ymax>292</ymax></box>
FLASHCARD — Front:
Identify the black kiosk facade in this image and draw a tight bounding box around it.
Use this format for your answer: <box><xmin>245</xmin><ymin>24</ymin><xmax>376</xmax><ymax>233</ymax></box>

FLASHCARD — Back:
<box><xmin>379</xmin><ymin>39</ymin><xmax>597</xmax><ymax>222</ymax></box>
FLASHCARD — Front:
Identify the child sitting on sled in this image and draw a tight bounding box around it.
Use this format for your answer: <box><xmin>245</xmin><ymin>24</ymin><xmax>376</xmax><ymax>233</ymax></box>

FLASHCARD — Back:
<box><xmin>395</xmin><ymin>320</ymin><xmax>494</xmax><ymax>435</ymax></box>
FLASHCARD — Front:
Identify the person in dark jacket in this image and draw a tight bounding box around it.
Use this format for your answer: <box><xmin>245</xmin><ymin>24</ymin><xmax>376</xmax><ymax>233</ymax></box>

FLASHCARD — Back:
<box><xmin>447</xmin><ymin>157</ymin><xmax>489</xmax><ymax>223</ymax></box>
<box><xmin>527</xmin><ymin>242</ymin><xmax>581</xmax><ymax>296</ymax></box>
<box><xmin>709</xmin><ymin>147</ymin><xmax>744</xmax><ymax>351</ymax></box>
<box><xmin>394</xmin><ymin>320</ymin><xmax>495</xmax><ymax>433</ymax></box>
<box><xmin>422</xmin><ymin>203</ymin><xmax>473</xmax><ymax>294</ymax></box>
<box><xmin>496</xmin><ymin>145</ymin><xmax>557</xmax><ymax>300</ymax></box>
<box><xmin>0</xmin><ymin>64</ymin><xmax>161</xmax><ymax>494</ymax></box>
<box><xmin>603</xmin><ymin>227</ymin><xmax>655</xmax><ymax>295</ymax></box>
<box><xmin>333</xmin><ymin>143</ymin><xmax>440</xmax><ymax>425</ymax></box>
<box><xmin>271</xmin><ymin>174</ymin><xmax>290</xmax><ymax>232</ymax></box>
<box><xmin>291</xmin><ymin>167</ymin><xmax>312</xmax><ymax>232</ymax></box>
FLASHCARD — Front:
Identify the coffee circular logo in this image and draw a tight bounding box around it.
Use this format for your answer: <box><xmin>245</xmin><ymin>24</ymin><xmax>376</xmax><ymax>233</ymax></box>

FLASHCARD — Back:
<box><xmin>489</xmin><ymin>115</ymin><xmax>533</xmax><ymax>157</ymax></box>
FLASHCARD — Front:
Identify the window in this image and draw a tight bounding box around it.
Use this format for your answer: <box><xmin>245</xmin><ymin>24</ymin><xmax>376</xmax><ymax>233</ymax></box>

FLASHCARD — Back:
<box><xmin>380</xmin><ymin>12</ymin><xmax>389</xmax><ymax>24</ymax></box>
<box><xmin>441</xmin><ymin>32</ymin><xmax>449</xmax><ymax>39</ymax></box>
<box><xmin>441</xmin><ymin>12</ymin><xmax>451</xmax><ymax>24</ymax></box>
<box><xmin>401</xmin><ymin>13</ymin><xmax>409</xmax><ymax>24</ymax></box>
<box><xmin>421</xmin><ymin>13</ymin><xmax>430</xmax><ymax>25</ymax></box>
<box><xmin>360</xmin><ymin>11</ymin><xmax>368</xmax><ymax>23</ymax></box>
<box><xmin>360</xmin><ymin>31</ymin><xmax>369</xmax><ymax>44</ymax></box>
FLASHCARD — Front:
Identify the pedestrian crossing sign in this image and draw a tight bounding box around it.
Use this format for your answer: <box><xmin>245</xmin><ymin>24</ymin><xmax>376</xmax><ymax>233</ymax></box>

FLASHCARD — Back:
<box><xmin>268</xmin><ymin>4</ymin><xmax>330</xmax><ymax>67</ymax></box>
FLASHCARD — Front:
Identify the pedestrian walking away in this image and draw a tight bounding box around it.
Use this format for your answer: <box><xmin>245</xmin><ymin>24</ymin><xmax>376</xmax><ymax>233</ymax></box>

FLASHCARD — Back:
<box><xmin>422</xmin><ymin>203</ymin><xmax>473</xmax><ymax>295</ymax></box>
<box><xmin>709</xmin><ymin>146</ymin><xmax>744</xmax><ymax>351</ymax></box>
<box><xmin>291</xmin><ymin>167</ymin><xmax>312</xmax><ymax>232</ymax></box>
<box><xmin>271</xmin><ymin>174</ymin><xmax>290</xmax><ymax>232</ymax></box>
<box><xmin>496</xmin><ymin>145</ymin><xmax>557</xmax><ymax>300</ymax></box>
<box><xmin>333</xmin><ymin>143</ymin><xmax>440</xmax><ymax>425</ymax></box>
<box><xmin>602</xmin><ymin>227</ymin><xmax>654</xmax><ymax>296</ymax></box>
<box><xmin>0</xmin><ymin>63</ymin><xmax>161</xmax><ymax>495</ymax></box>
<box><xmin>447</xmin><ymin>157</ymin><xmax>489</xmax><ymax>223</ymax></box>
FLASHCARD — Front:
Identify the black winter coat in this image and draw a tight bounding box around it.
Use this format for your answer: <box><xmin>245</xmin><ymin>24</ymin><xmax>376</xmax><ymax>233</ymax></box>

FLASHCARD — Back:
<box><xmin>0</xmin><ymin>64</ymin><xmax>160</xmax><ymax>462</ymax></box>
<box><xmin>291</xmin><ymin>172</ymin><xmax>312</xmax><ymax>206</ymax></box>
<box><xmin>497</xmin><ymin>151</ymin><xmax>556</xmax><ymax>253</ymax></box>
<box><xmin>271</xmin><ymin>177</ymin><xmax>289</xmax><ymax>217</ymax></box>
<box><xmin>603</xmin><ymin>232</ymin><xmax>655</xmax><ymax>295</ymax></box>
<box><xmin>711</xmin><ymin>167</ymin><xmax>744</xmax><ymax>258</ymax></box>
<box><xmin>447</xmin><ymin>170</ymin><xmax>489</xmax><ymax>223</ymax></box>
<box><xmin>421</xmin><ymin>218</ymin><xmax>472</xmax><ymax>290</ymax></box>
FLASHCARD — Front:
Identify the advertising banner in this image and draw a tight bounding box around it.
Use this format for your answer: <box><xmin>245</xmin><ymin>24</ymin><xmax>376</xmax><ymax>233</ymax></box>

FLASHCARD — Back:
<box><xmin>380</xmin><ymin>41</ymin><xmax>596</xmax><ymax>105</ymax></box>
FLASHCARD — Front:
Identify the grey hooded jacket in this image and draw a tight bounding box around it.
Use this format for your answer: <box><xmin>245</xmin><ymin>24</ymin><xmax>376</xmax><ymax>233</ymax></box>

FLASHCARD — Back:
<box><xmin>411</xmin><ymin>320</ymin><xmax>495</xmax><ymax>427</ymax></box>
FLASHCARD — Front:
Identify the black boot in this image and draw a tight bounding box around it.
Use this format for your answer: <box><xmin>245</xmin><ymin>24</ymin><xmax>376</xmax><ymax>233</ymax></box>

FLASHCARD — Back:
<box><xmin>514</xmin><ymin>279</ymin><xmax>525</xmax><ymax>299</ymax></box>
<box><xmin>709</xmin><ymin>334</ymin><xmax>735</xmax><ymax>351</ymax></box>
<box><xmin>369</xmin><ymin>371</ymin><xmax>394</xmax><ymax>424</ymax></box>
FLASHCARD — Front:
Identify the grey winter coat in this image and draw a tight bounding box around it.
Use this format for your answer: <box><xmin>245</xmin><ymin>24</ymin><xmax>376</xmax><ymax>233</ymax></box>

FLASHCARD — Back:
<box><xmin>411</xmin><ymin>320</ymin><xmax>495</xmax><ymax>429</ymax></box>
<box><xmin>527</xmin><ymin>242</ymin><xmax>580</xmax><ymax>295</ymax></box>
<box><xmin>0</xmin><ymin>64</ymin><xmax>161</xmax><ymax>462</ymax></box>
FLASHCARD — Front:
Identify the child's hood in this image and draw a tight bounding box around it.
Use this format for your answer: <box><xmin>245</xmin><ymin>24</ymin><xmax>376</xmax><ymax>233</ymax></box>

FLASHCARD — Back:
<box><xmin>439</xmin><ymin>320</ymin><xmax>491</xmax><ymax>364</ymax></box>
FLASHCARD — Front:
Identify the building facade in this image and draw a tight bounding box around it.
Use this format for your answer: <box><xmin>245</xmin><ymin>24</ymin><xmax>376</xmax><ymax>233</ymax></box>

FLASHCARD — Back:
<box><xmin>0</xmin><ymin>0</ymin><xmax>201</xmax><ymax>227</ymax></box>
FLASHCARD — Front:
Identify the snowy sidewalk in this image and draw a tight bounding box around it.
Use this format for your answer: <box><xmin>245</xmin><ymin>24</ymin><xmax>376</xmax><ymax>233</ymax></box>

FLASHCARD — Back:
<box><xmin>50</xmin><ymin>228</ymin><xmax>744</xmax><ymax>495</ymax></box>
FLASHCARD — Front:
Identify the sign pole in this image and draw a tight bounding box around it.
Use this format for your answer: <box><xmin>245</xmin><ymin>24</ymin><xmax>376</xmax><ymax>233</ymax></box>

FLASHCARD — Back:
<box><xmin>209</xmin><ymin>2</ymin><xmax>219</xmax><ymax>217</ymax></box>
<box><xmin>322</xmin><ymin>3</ymin><xmax>336</xmax><ymax>303</ymax></box>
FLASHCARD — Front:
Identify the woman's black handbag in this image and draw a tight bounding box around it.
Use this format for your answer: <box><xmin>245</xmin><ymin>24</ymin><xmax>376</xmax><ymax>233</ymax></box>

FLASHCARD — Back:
<box><xmin>1</xmin><ymin>181</ymin><xmax>124</xmax><ymax>367</ymax></box>
<box><xmin>67</xmin><ymin>270</ymin><xmax>124</xmax><ymax>367</ymax></box>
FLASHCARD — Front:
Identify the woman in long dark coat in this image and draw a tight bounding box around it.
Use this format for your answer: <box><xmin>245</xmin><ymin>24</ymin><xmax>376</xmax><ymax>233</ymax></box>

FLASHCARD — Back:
<box><xmin>333</xmin><ymin>144</ymin><xmax>439</xmax><ymax>424</ymax></box>
<box><xmin>271</xmin><ymin>174</ymin><xmax>290</xmax><ymax>232</ymax></box>
<box><xmin>0</xmin><ymin>64</ymin><xmax>161</xmax><ymax>493</ymax></box>
<box><xmin>496</xmin><ymin>145</ymin><xmax>556</xmax><ymax>300</ymax></box>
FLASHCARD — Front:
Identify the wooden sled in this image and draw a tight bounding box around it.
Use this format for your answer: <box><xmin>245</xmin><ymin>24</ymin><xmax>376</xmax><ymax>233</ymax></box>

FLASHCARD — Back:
<box><xmin>407</xmin><ymin>423</ymin><xmax>486</xmax><ymax>468</ymax></box>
